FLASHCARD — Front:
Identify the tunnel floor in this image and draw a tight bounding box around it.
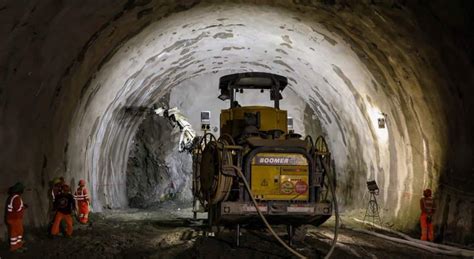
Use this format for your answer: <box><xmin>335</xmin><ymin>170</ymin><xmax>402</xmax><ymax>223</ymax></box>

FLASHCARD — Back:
<box><xmin>0</xmin><ymin>203</ymin><xmax>459</xmax><ymax>259</ymax></box>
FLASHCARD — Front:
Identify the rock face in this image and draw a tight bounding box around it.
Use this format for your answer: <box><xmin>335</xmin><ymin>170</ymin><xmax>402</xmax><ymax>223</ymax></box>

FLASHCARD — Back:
<box><xmin>127</xmin><ymin>114</ymin><xmax>193</xmax><ymax>208</ymax></box>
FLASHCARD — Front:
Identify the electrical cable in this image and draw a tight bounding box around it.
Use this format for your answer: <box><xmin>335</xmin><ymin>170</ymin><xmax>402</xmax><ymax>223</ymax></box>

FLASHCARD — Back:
<box><xmin>226</xmin><ymin>165</ymin><xmax>307</xmax><ymax>259</ymax></box>
<box><xmin>346</xmin><ymin>227</ymin><xmax>474</xmax><ymax>257</ymax></box>
<box><xmin>321</xmin><ymin>159</ymin><xmax>339</xmax><ymax>259</ymax></box>
<box><xmin>220</xmin><ymin>137</ymin><xmax>339</xmax><ymax>258</ymax></box>
<box><xmin>352</xmin><ymin>218</ymin><xmax>474</xmax><ymax>256</ymax></box>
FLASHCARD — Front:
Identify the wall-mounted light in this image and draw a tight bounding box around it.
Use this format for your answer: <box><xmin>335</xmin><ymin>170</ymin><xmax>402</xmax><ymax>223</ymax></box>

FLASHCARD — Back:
<box><xmin>369</xmin><ymin>107</ymin><xmax>389</xmax><ymax>143</ymax></box>
<box><xmin>378</xmin><ymin>112</ymin><xmax>388</xmax><ymax>129</ymax></box>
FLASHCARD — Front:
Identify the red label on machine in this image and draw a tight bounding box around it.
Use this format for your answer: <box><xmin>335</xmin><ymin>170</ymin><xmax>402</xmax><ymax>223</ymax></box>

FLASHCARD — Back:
<box><xmin>295</xmin><ymin>181</ymin><xmax>308</xmax><ymax>194</ymax></box>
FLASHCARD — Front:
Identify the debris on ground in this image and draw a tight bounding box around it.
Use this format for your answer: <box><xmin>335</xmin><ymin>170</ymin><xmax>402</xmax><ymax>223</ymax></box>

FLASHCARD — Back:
<box><xmin>0</xmin><ymin>205</ymin><xmax>468</xmax><ymax>258</ymax></box>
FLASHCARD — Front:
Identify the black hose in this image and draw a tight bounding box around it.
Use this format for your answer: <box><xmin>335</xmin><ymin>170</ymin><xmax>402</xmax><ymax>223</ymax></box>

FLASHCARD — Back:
<box><xmin>322</xmin><ymin>160</ymin><xmax>339</xmax><ymax>259</ymax></box>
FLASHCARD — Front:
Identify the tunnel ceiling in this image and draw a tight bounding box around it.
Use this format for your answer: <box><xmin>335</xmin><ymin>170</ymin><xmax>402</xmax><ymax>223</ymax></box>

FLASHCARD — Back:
<box><xmin>1</xmin><ymin>0</ymin><xmax>473</xmax><ymax>237</ymax></box>
<box><xmin>71</xmin><ymin>3</ymin><xmax>406</xmax><ymax>213</ymax></box>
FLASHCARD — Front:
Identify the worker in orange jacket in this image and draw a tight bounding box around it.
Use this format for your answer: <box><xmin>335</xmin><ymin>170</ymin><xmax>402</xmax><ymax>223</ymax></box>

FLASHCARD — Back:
<box><xmin>420</xmin><ymin>188</ymin><xmax>435</xmax><ymax>241</ymax></box>
<box><xmin>74</xmin><ymin>179</ymin><xmax>90</xmax><ymax>224</ymax></box>
<box><xmin>51</xmin><ymin>184</ymin><xmax>75</xmax><ymax>237</ymax></box>
<box><xmin>5</xmin><ymin>182</ymin><xmax>27</xmax><ymax>252</ymax></box>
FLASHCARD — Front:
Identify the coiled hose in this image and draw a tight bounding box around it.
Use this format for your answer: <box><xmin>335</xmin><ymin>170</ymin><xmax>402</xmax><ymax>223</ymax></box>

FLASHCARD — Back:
<box><xmin>226</xmin><ymin>165</ymin><xmax>307</xmax><ymax>258</ymax></box>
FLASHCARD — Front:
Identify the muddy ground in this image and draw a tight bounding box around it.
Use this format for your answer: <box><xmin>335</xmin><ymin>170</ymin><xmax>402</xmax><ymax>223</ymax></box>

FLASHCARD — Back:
<box><xmin>0</xmin><ymin>203</ymin><xmax>465</xmax><ymax>258</ymax></box>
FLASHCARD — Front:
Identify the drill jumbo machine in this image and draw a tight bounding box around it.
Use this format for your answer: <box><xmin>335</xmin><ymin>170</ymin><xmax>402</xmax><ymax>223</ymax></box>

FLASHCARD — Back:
<box><xmin>191</xmin><ymin>72</ymin><xmax>335</xmax><ymax>245</ymax></box>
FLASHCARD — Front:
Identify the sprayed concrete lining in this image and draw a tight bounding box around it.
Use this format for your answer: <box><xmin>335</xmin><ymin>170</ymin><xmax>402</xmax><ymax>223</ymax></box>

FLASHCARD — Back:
<box><xmin>1</xmin><ymin>0</ymin><xmax>473</xmax><ymax>244</ymax></box>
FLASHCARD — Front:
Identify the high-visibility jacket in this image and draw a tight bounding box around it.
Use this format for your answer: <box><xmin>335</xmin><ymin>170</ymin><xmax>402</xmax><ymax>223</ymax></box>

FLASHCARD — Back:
<box><xmin>74</xmin><ymin>187</ymin><xmax>89</xmax><ymax>203</ymax></box>
<box><xmin>420</xmin><ymin>197</ymin><xmax>435</xmax><ymax>215</ymax></box>
<box><xmin>6</xmin><ymin>194</ymin><xmax>25</xmax><ymax>219</ymax></box>
<box><xmin>420</xmin><ymin>197</ymin><xmax>435</xmax><ymax>241</ymax></box>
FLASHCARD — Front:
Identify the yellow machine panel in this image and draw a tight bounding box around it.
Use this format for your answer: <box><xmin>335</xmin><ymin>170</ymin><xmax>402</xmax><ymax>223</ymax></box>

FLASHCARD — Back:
<box><xmin>251</xmin><ymin>153</ymin><xmax>309</xmax><ymax>201</ymax></box>
<box><xmin>220</xmin><ymin>106</ymin><xmax>287</xmax><ymax>137</ymax></box>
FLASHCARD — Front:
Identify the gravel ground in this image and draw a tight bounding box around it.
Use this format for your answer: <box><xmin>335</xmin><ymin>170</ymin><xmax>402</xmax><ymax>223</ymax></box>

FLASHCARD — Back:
<box><xmin>0</xmin><ymin>204</ymin><xmax>466</xmax><ymax>258</ymax></box>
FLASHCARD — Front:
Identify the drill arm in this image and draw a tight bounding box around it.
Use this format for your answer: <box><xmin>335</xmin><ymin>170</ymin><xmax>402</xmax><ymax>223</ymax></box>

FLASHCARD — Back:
<box><xmin>153</xmin><ymin>107</ymin><xmax>196</xmax><ymax>153</ymax></box>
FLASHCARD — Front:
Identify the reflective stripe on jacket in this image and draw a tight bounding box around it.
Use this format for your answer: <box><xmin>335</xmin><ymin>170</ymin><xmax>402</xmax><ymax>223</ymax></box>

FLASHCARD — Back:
<box><xmin>421</xmin><ymin>197</ymin><xmax>434</xmax><ymax>214</ymax></box>
<box><xmin>7</xmin><ymin>195</ymin><xmax>25</xmax><ymax>219</ymax></box>
<box><xmin>74</xmin><ymin>188</ymin><xmax>89</xmax><ymax>202</ymax></box>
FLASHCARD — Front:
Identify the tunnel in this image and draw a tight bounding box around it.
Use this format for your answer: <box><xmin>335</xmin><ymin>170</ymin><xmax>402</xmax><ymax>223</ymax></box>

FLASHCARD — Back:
<box><xmin>1</xmin><ymin>0</ymin><xmax>473</xmax><ymax>257</ymax></box>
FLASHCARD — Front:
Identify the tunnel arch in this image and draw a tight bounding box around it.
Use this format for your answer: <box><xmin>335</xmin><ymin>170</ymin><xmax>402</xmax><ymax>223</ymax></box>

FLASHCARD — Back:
<box><xmin>67</xmin><ymin>2</ymin><xmax>440</xmax><ymax>229</ymax></box>
<box><xmin>1</xmin><ymin>0</ymin><xmax>472</xmax><ymax>243</ymax></box>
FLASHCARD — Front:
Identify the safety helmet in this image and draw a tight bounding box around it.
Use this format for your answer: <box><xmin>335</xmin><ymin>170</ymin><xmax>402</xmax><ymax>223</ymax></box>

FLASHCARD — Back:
<box><xmin>423</xmin><ymin>189</ymin><xmax>432</xmax><ymax>197</ymax></box>
<box><xmin>52</xmin><ymin>177</ymin><xmax>62</xmax><ymax>185</ymax></box>
<box><xmin>9</xmin><ymin>182</ymin><xmax>25</xmax><ymax>194</ymax></box>
<box><xmin>79</xmin><ymin>179</ymin><xmax>86</xmax><ymax>186</ymax></box>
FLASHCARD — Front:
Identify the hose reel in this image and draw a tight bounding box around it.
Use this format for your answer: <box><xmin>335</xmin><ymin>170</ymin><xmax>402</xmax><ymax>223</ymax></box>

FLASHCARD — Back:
<box><xmin>193</xmin><ymin>133</ymin><xmax>216</xmax><ymax>209</ymax></box>
<box><xmin>194</xmin><ymin>133</ymin><xmax>234</xmax><ymax>208</ymax></box>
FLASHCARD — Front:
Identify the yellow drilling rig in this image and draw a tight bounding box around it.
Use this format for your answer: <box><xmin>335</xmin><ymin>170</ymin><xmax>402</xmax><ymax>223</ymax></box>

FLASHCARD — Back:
<box><xmin>188</xmin><ymin>72</ymin><xmax>336</xmax><ymax>246</ymax></box>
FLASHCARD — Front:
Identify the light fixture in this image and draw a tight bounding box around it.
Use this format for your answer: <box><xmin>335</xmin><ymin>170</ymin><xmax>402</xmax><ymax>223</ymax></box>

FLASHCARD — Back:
<box><xmin>366</xmin><ymin>180</ymin><xmax>379</xmax><ymax>195</ymax></box>
<box><xmin>378</xmin><ymin>113</ymin><xmax>387</xmax><ymax>129</ymax></box>
<box><xmin>378</xmin><ymin>118</ymin><xmax>386</xmax><ymax>128</ymax></box>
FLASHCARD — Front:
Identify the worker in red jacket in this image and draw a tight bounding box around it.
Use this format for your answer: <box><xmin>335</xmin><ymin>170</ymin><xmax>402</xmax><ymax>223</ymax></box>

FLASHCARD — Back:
<box><xmin>51</xmin><ymin>184</ymin><xmax>75</xmax><ymax>237</ymax></box>
<box><xmin>5</xmin><ymin>182</ymin><xmax>27</xmax><ymax>252</ymax></box>
<box><xmin>74</xmin><ymin>179</ymin><xmax>90</xmax><ymax>224</ymax></box>
<box><xmin>420</xmin><ymin>188</ymin><xmax>436</xmax><ymax>241</ymax></box>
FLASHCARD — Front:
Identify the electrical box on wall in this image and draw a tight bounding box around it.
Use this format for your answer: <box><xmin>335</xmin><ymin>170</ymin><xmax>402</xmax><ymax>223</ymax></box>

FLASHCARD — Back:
<box><xmin>378</xmin><ymin>118</ymin><xmax>386</xmax><ymax>128</ymax></box>
<box><xmin>201</xmin><ymin>111</ymin><xmax>211</xmax><ymax>131</ymax></box>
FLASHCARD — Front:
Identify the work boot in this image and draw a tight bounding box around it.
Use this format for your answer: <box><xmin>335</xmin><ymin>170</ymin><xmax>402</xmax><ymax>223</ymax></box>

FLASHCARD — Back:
<box><xmin>17</xmin><ymin>246</ymin><xmax>28</xmax><ymax>253</ymax></box>
<box><xmin>48</xmin><ymin>234</ymin><xmax>59</xmax><ymax>239</ymax></box>
<box><xmin>11</xmin><ymin>246</ymin><xmax>26</xmax><ymax>253</ymax></box>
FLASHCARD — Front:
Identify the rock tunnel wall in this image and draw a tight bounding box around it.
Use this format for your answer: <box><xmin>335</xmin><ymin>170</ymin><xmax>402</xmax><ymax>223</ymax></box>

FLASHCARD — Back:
<box><xmin>126</xmin><ymin>113</ymin><xmax>193</xmax><ymax>208</ymax></box>
<box><xmin>1</xmin><ymin>0</ymin><xmax>473</xmax><ymax>244</ymax></box>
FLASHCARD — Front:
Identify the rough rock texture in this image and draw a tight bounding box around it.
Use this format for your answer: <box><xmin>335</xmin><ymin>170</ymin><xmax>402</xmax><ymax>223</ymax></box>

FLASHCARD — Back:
<box><xmin>0</xmin><ymin>0</ymin><xmax>473</xmax><ymax>244</ymax></box>
<box><xmin>127</xmin><ymin>115</ymin><xmax>176</xmax><ymax>208</ymax></box>
<box><xmin>125</xmin><ymin>91</ymin><xmax>194</xmax><ymax>208</ymax></box>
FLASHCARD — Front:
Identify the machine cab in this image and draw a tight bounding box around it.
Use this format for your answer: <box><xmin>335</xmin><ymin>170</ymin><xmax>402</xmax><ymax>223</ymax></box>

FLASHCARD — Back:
<box><xmin>218</xmin><ymin>72</ymin><xmax>290</xmax><ymax>140</ymax></box>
